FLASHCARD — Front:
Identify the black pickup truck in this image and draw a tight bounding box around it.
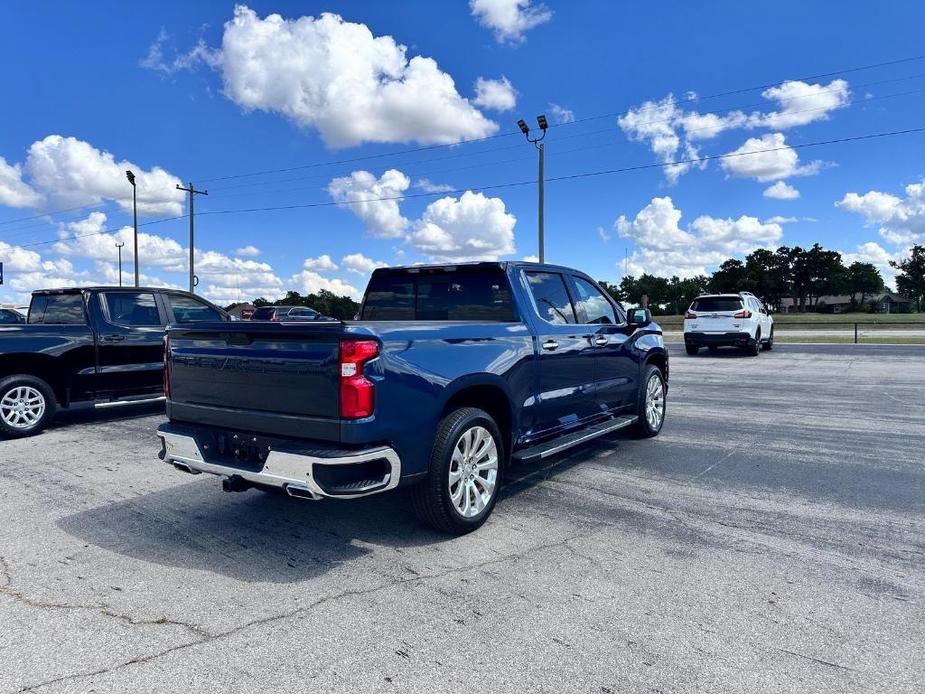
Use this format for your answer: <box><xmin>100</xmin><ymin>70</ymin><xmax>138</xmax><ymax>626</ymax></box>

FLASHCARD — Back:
<box><xmin>0</xmin><ymin>286</ymin><xmax>228</xmax><ymax>437</ymax></box>
<box><xmin>158</xmin><ymin>262</ymin><xmax>669</xmax><ymax>534</ymax></box>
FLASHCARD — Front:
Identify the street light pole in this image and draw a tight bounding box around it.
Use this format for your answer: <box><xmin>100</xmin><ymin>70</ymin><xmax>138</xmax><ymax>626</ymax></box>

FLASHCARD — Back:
<box><xmin>176</xmin><ymin>182</ymin><xmax>208</xmax><ymax>293</ymax></box>
<box><xmin>115</xmin><ymin>242</ymin><xmax>125</xmax><ymax>287</ymax></box>
<box><xmin>125</xmin><ymin>170</ymin><xmax>138</xmax><ymax>287</ymax></box>
<box><xmin>517</xmin><ymin>115</ymin><xmax>548</xmax><ymax>263</ymax></box>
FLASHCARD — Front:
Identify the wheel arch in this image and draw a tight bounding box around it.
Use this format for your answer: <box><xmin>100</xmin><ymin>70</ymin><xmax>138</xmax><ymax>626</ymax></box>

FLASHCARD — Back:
<box><xmin>0</xmin><ymin>354</ymin><xmax>65</xmax><ymax>404</ymax></box>
<box><xmin>438</xmin><ymin>376</ymin><xmax>514</xmax><ymax>461</ymax></box>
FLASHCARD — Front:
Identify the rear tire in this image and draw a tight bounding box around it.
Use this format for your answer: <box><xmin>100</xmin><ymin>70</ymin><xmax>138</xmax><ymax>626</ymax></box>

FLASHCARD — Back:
<box><xmin>685</xmin><ymin>343</ymin><xmax>699</xmax><ymax>355</ymax></box>
<box><xmin>763</xmin><ymin>328</ymin><xmax>774</xmax><ymax>351</ymax></box>
<box><xmin>749</xmin><ymin>329</ymin><xmax>761</xmax><ymax>357</ymax></box>
<box><xmin>411</xmin><ymin>407</ymin><xmax>503</xmax><ymax>534</ymax></box>
<box><xmin>633</xmin><ymin>365</ymin><xmax>666</xmax><ymax>438</ymax></box>
<box><xmin>0</xmin><ymin>374</ymin><xmax>56</xmax><ymax>438</ymax></box>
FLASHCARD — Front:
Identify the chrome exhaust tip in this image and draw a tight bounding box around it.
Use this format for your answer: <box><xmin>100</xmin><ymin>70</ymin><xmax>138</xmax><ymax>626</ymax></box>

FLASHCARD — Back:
<box><xmin>173</xmin><ymin>461</ymin><xmax>200</xmax><ymax>475</ymax></box>
<box><xmin>284</xmin><ymin>483</ymin><xmax>320</xmax><ymax>501</ymax></box>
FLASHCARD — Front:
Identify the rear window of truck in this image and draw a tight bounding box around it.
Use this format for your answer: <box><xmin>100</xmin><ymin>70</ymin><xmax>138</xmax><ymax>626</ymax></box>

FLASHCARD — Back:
<box><xmin>361</xmin><ymin>268</ymin><xmax>516</xmax><ymax>321</ymax></box>
<box><xmin>28</xmin><ymin>293</ymin><xmax>87</xmax><ymax>324</ymax></box>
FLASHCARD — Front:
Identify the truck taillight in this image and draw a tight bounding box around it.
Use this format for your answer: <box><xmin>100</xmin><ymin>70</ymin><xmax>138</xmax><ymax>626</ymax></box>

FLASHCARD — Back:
<box><xmin>162</xmin><ymin>334</ymin><xmax>170</xmax><ymax>399</ymax></box>
<box><xmin>684</xmin><ymin>310</ymin><xmax>697</xmax><ymax>319</ymax></box>
<box><xmin>733</xmin><ymin>310</ymin><xmax>752</xmax><ymax>319</ymax></box>
<box><xmin>340</xmin><ymin>339</ymin><xmax>379</xmax><ymax>419</ymax></box>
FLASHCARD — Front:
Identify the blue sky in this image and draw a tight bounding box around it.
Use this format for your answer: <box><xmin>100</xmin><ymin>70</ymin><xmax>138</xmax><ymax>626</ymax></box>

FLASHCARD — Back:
<box><xmin>2</xmin><ymin>0</ymin><xmax>925</xmax><ymax>305</ymax></box>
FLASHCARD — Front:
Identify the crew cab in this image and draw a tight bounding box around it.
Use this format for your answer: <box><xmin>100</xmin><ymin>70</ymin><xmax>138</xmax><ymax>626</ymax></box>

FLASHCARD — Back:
<box><xmin>0</xmin><ymin>287</ymin><xmax>228</xmax><ymax>438</ymax></box>
<box><xmin>683</xmin><ymin>292</ymin><xmax>774</xmax><ymax>356</ymax></box>
<box><xmin>157</xmin><ymin>262</ymin><xmax>669</xmax><ymax>534</ymax></box>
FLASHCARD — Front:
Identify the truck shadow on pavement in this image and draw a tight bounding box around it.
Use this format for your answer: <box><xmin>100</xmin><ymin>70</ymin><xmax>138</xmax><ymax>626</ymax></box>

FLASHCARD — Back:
<box><xmin>57</xmin><ymin>480</ymin><xmax>452</xmax><ymax>584</ymax></box>
<box><xmin>57</xmin><ymin>431</ymin><xmax>715</xmax><ymax>584</ymax></box>
<box><xmin>48</xmin><ymin>402</ymin><xmax>165</xmax><ymax>430</ymax></box>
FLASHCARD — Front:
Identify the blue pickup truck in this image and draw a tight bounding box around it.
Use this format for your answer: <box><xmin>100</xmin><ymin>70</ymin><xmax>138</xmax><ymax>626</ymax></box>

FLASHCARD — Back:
<box><xmin>157</xmin><ymin>262</ymin><xmax>668</xmax><ymax>533</ymax></box>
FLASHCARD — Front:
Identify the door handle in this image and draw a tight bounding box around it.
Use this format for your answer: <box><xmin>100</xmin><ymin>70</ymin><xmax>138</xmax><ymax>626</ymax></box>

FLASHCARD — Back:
<box><xmin>594</xmin><ymin>336</ymin><xmax>609</xmax><ymax>346</ymax></box>
<box><xmin>102</xmin><ymin>335</ymin><xmax>125</xmax><ymax>342</ymax></box>
<box><xmin>542</xmin><ymin>340</ymin><xmax>559</xmax><ymax>351</ymax></box>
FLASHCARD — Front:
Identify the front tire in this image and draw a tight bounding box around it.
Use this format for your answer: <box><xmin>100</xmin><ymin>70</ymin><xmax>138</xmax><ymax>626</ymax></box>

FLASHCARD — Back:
<box><xmin>633</xmin><ymin>365</ymin><xmax>666</xmax><ymax>438</ymax></box>
<box><xmin>685</xmin><ymin>343</ymin><xmax>699</xmax><ymax>355</ymax></box>
<box><xmin>0</xmin><ymin>375</ymin><xmax>56</xmax><ymax>438</ymax></box>
<box><xmin>412</xmin><ymin>407</ymin><xmax>503</xmax><ymax>534</ymax></box>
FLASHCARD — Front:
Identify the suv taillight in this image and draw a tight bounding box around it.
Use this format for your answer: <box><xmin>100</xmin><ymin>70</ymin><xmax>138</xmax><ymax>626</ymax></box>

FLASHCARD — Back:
<box><xmin>684</xmin><ymin>310</ymin><xmax>697</xmax><ymax>319</ymax></box>
<box><xmin>340</xmin><ymin>339</ymin><xmax>379</xmax><ymax>419</ymax></box>
<box><xmin>733</xmin><ymin>310</ymin><xmax>752</xmax><ymax>319</ymax></box>
<box><xmin>162</xmin><ymin>334</ymin><xmax>170</xmax><ymax>399</ymax></box>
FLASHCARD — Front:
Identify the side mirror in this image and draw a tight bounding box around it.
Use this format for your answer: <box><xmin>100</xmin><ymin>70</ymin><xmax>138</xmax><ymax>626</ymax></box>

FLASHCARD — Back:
<box><xmin>627</xmin><ymin>307</ymin><xmax>652</xmax><ymax>325</ymax></box>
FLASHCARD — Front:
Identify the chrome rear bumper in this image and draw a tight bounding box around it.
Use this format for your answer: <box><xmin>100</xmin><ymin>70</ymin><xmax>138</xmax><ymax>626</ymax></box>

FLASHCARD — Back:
<box><xmin>156</xmin><ymin>426</ymin><xmax>401</xmax><ymax>500</ymax></box>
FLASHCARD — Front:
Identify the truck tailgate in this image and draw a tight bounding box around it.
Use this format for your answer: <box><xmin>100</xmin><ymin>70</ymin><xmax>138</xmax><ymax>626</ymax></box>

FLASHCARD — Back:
<box><xmin>167</xmin><ymin>322</ymin><xmax>343</xmax><ymax>420</ymax></box>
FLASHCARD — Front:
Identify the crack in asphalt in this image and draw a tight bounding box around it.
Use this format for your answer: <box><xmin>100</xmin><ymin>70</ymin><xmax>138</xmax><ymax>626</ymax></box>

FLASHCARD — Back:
<box><xmin>12</xmin><ymin>531</ymin><xmax>591</xmax><ymax>693</ymax></box>
<box><xmin>0</xmin><ymin>555</ymin><xmax>212</xmax><ymax>642</ymax></box>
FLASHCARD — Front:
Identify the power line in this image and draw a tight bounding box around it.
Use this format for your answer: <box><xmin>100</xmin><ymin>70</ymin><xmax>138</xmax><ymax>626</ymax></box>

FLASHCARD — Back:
<box><xmin>192</xmin><ymin>54</ymin><xmax>925</xmax><ymax>184</ymax></box>
<box><xmin>191</xmin><ymin>126</ymin><xmax>925</xmax><ymax>217</ymax></box>
<box><xmin>200</xmin><ymin>83</ymin><xmax>925</xmax><ymax>203</ymax></box>
<box><xmin>10</xmin><ymin>124</ymin><xmax>925</xmax><ymax>252</ymax></box>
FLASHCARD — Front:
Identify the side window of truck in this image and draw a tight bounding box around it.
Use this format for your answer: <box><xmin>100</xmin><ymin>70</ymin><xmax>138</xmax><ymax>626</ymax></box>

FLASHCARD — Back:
<box><xmin>525</xmin><ymin>271</ymin><xmax>576</xmax><ymax>324</ymax></box>
<box><xmin>28</xmin><ymin>294</ymin><xmax>86</xmax><ymax>324</ymax></box>
<box><xmin>572</xmin><ymin>277</ymin><xmax>618</xmax><ymax>325</ymax></box>
<box><xmin>166</xmin><ymin>294</ymin><xmax>224</xmax><ymax>322</ymax></box>
<box><xmin>101</xmin><ymin>292</ymin><xmax>163</xmax><ymax>327</ymax></box>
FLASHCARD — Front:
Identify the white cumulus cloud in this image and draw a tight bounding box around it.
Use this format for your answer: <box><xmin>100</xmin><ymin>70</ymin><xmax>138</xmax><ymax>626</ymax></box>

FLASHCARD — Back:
<box><xmin>341</xmin><ymin>252</ymin><xmax>388</xmax><ymax>275</ymax></box>
<box><xmin>473</xmin><ymin>76</ymin><xmax>517</xmax><ymax>111</ymax></box>
<box><xmin>470</xmin><ymin>0</ymin><xmax>552</xmax><ymax>43</ymax></box>
<box><xmin>0</xmin><ymin>156</ymin><xmax>42</xmax><ymax>208</ymax></box>
<box><xmin>836</xmin><ymin>178</ymin><xmax>925</xmax><ymax>246</ymax></box>
<box><xmin>25</xmin><ymin>135</ymin><xmax>185</xmax><ymax>216</ymax></box>
<box><xmin>720</xmin><ymin>133</ymin><xmax>823</xmax><ymax>182</ymax></box>
<box><xmin>615</xmin><ymin>196</ymin><xmax>782</xmax><ymax>277</ymax></box>
<box><xmin>214</xmin><ymin>6</ymin><xmax>497</xmax><ymax>147</ymax></box>
<box><xmin>303</xmin><ymin>254</ymin><xmax>338</xmax><ymax>271</ymax></box>
<box><xmin>618</xmin><ymin>79</ymin><xmax>849</xmax><ymax>183</ymax></box>
<box><xmin>548</xmin><ymin>103</ymin><xmax>575</xmax><ymax>124</ymax></box>
<box><xmin>235</xmin><ymin>245</ymin><xmax>261</xmax><ymax>257</ymax></box>
<box><xmin>327</xmin><ymin>169</ymin><xmax>411</xmax><ymax>238</ymax></box>
<box><xmin>763</xmin><ymin>181</ymin><xmax>801</xmax><ymax>199</ymax></box>
<box><xmin>410</xmin><ymin>190</ymin><xmax>516</xmax><ymax>261</ymax></box>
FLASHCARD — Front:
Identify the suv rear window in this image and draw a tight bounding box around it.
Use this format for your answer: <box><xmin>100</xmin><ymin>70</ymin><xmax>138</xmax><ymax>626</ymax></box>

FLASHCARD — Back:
<box><xmin>690</xmin><ymin>297</ymin><xmax>743</xmax><ymax>312</ymax></box>
<box><xmin>28</xmin><ymin>293</ymin><xmax>86</xmax><ymax>324</ymax></box>
<box><xmin>361</xmin><ymin>268</ymin><xmax>516</xmax><ymax>321</ymax></box>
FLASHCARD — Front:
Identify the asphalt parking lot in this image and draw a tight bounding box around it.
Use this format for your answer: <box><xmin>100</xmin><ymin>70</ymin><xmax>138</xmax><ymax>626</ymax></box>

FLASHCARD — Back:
<box><xmin>1</xmin><ymin>344</ymin><xmax>923</xmax><ymax>693</ymax></box>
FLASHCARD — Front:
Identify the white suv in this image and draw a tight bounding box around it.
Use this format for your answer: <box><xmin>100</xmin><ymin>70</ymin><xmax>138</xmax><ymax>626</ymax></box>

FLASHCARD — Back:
<box><xmin>683</xmin><ymin>292</ymin><xmax>774</xmax><ymax>356</ymax></box>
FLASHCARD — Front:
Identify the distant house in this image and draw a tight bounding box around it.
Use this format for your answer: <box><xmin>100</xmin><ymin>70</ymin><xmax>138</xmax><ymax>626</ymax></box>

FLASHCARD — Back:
<box><xmin>225</xmin><ymin>302</ymin><xmax>256</xmax><ymax>319</ymax></box>
<box><xmin>780</xmin><ymin>293</ymin><xmax>912</xmax><ymax>313</ymax></box>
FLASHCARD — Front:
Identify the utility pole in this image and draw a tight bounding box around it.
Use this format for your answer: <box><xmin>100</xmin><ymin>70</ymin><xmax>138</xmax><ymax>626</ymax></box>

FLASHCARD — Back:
<box><xmin>115</xmin><ymin>242</ymin><xmax>125</xmax><ymax>287</ymax></box>
<box><xmin>125</xmin><ymin>170</ymin><xmax>138</xmax><ymax>287</ymax></box>
<box><xmin>516</xmin><ymin>114</ymin><xmax>549</xmax><ymax>263</ymax></box>
<box><xmin>176</xmin><ymin>182</ymin><xmax>208</xmax><ymax>293</ymax></box>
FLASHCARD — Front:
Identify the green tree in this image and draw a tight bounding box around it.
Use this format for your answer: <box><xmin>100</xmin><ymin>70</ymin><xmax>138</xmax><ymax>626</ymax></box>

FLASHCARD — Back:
<box><xmin>891</xmin><ymin>245</ymin><xmax>925</xmax><ymax>311</ymax></box>
<box><xmin>707</xmin><ymin>259</ymin><xmax>747</xmax><ymax>294</ymax></box>
<box><xmin>843</xmin><ymin>262</ymin><xmax>884</xmax><ymax>309</ymax></box>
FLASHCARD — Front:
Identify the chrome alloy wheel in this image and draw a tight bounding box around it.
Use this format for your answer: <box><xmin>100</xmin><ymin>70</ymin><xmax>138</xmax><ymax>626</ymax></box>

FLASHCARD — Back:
<box><xmin>644</xmin><ymin>373</ymin><xmax>665</xmax><ymax>431</ymax></box>
<box><xmin>0</xmin><ymin>386</ymin><xmax>46</xmax><ymax>430</ymax></box>
<box><xmin>448</xmin><ymin>425</ymin><xmax>499</xmax><ymax>518</ymax></box>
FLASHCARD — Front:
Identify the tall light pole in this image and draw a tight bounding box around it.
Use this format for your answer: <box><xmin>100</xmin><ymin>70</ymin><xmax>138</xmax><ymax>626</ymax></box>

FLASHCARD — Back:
<box><xmin>115</xmin><ymin>241</ymin><xmax>125</xmax><ymax>287</ymax></box>
<box><xmin>125</xmin><ymin>170</ymin><xmax>138</xmax><ymax>287</ymax></box>
<box><xmin>176</xmin><ymin>182</ymin><xmax>208</xmax><ymax>293</ymax></box>
<box><xmin>517</xmin><ymin>114</ymin><xmax>548</xmax><ymax>263</ymax></box>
